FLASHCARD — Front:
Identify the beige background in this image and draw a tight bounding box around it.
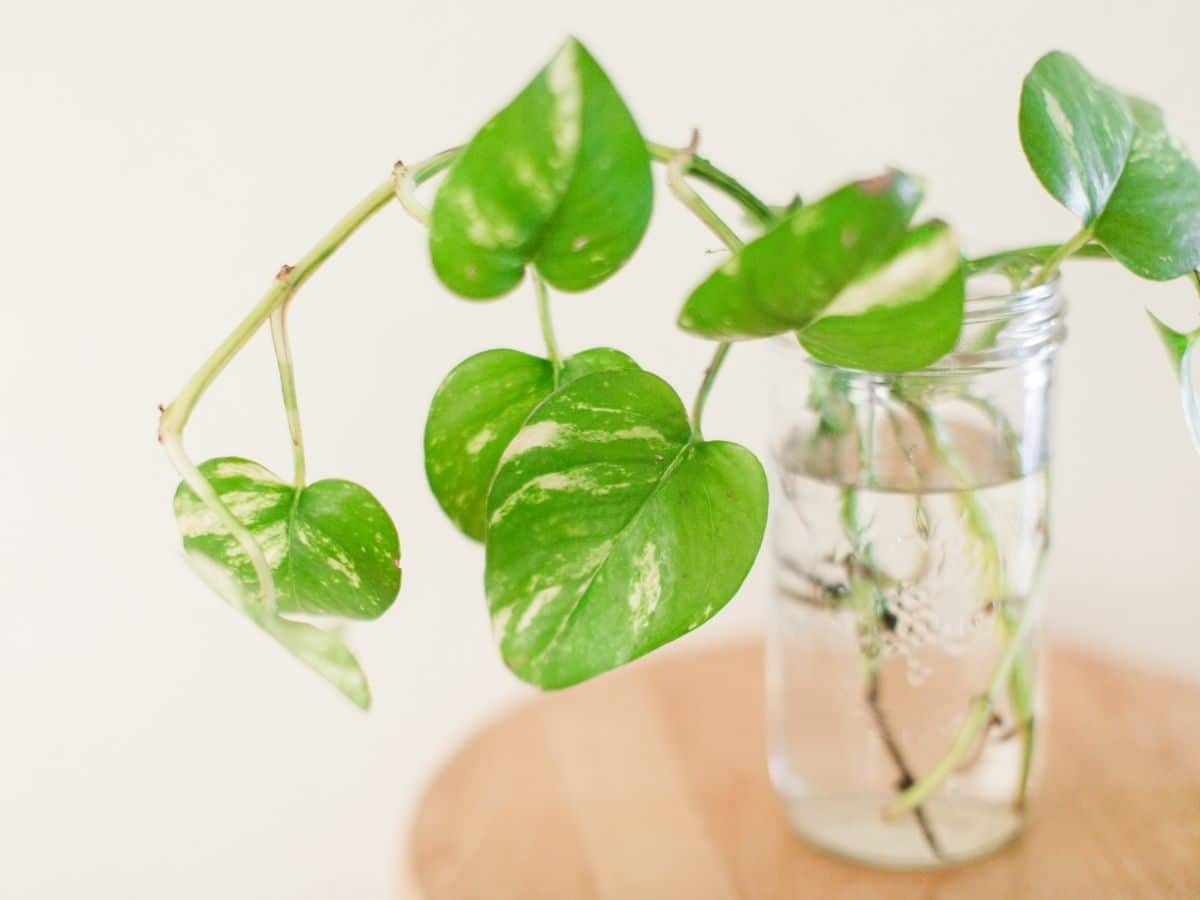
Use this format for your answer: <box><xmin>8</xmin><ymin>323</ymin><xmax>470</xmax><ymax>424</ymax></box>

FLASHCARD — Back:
<box><xmin>4</xmin><ymin>0</ymin><xmax>1199</xmax><ymax>897</ymax></box>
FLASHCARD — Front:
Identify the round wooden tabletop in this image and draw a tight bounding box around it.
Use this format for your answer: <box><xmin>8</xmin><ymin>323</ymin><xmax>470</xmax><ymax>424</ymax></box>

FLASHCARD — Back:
<box><xmin>402</xmin><ymin>642</ymin><xmax>1200</xmax><ymax>898</ymax></box>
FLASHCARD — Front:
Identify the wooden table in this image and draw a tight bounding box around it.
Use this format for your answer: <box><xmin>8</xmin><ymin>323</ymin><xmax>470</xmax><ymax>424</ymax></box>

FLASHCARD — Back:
<box><xmin>403</xmin><ymin>643</ymin><xmax>1200</xmax><ymax>898</ymax></box>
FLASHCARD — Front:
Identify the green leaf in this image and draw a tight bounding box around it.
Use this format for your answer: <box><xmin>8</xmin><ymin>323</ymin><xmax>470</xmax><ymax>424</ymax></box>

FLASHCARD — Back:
<box><xmin>1018</xmin><ymin>51</ymin><xmax>1135</xmax><ymax>223</ymax></box>
<box><xmin>1148</xmin><ymin>312</ymin><xmax>1200</xmax><ymax>453</ymax></box>
<box><xmin>798</xmin><ymin>222</ymin><xmax>966</xmax><ymax>371</ymax></box>
<box><xmin>424</xmin><ymin>347</ymin><xmax>639</xmax><ymax>540</ymax></box>
<box><xmin>1093</xmin><ymin>99</ymin><xmax>1200</xmax><ymax>280</ymax></box>
<box><xmin>429</xmin><ymin>37</ymin><xmax>652</xmax><ymax>299</ymax></box>
<box><xmin>1020</xmin><ymin>52</ymin><xmax>1200</xmax><ymax>280</ymax></box>
<box><xmin>1148</xmin><ymin>310</ymin><xmax>1190</xmax><ymax>376</ymax></box>
<box><xmin>484</xmin><ymin>368</ymin><xmax>768</xmax><ymax>688</ymax></box>
<box><xmin>184</xmin><ymin>548</ymin><xmax>371</xmax><ymax>709</ymax></box>
<box><xmin>678</xmin><ymin>171</ymin><xmax>923</xmax><ymax>340</ymax></box>
<box><xmin>677</xmin><ymin>172</ymin><xmax>965</xmax><ymax>370</ymax></box>
<box><xmin>174</xmin><ymin>457</ymin><xmax>401</xmax><ymax>619</ymax></box>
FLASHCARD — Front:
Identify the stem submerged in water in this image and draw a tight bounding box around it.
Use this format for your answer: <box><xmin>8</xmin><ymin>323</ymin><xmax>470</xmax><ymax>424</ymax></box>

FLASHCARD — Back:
<box><xmin>833</xmin><ymin>388</ymin><xmax>944</xmax><ymax>860</ymax></box>
<box><xmin>885</xmin><ymin>564</ymin><xmax>1044</xmax><ymax>819</ymax></box>
<box><xmin>815</xmin><ymin>365</ymin><xmax>1043</xmax><ymax>834</ymax></box>
<box><xmin>886</xmin><ymin>394</ymin><xmax>1043</xmax><ymax>817</ymax></box>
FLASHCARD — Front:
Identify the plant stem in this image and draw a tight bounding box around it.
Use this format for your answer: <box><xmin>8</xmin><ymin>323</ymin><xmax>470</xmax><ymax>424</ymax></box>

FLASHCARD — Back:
<box><xmin>392</xmin><ymin>148</ymin><xmax>460</xmax><ymax>224</ymax></box>
<box><xmin>967</xmin><ymin>241</ymin><xmax>1110</xmax><ymax>276</ymax></box>
<box><xmin>1028</xmin><ymin>224</ymin><xmax>1095</xmax><ymax>286</ymax></box>
<box><xmin>646</xmin><ymin>140</ymin><xmax>775</xmax><ymax>226</ymax></box>
<box><xmin>885</xmin><ymin>396</ymin><xmax>1042</xmax><ymax>816</ymax></box>
<box><xmin>691</xmin><ymin>342</ymin><xmax>731</xmax><ymax>440</ymax></box>
<box><xmin>664</xmin><ymin>134</ymin><xmax>746</xmax><ymax>253</ymax></box>
<box><xmin>664</xmin><ymin>135</ymin><xmax>746</xmax><ymax>441</ymax></box>
<box><xmin>158</xmin><ymin>150</ymin><xmax>459</xmax><ymax>610</ymax></box>
<box><xmin>161</xmin><ymin>431</ymin><xmax>280</xmax><ymax>611</ymax></box>
<box><xmin>269</xmin><ymin>293</ymin><xmax>306</xmax><ymax>490</ymax></box>
<box><xmin>532</xmin><ymin>269</ymin><xmax>562</xmax><ymax>387</ymax></box>
<box><xmin>835</xmin><ymin>397</ymin><xmax>941</xmax><ymax>860</ymax></box>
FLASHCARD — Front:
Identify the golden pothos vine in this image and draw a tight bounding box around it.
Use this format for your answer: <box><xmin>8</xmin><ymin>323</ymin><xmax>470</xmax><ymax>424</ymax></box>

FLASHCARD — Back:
<box><xmin>159</xmin><ymin>39</ymin><xmax>1200</xmax><ymax>847</ymax></box>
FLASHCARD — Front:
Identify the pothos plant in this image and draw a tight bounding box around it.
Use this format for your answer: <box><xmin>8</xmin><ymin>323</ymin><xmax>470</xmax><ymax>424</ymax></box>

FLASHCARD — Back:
<box><xmin>159</xmin><ymin>39</ymin><xmax>1200</xmax><ymax>838</ymax></box>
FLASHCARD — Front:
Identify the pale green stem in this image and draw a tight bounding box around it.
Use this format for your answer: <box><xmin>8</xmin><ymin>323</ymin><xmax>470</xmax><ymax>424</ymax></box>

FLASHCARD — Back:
<box><xmin>889</xmin><ymin>396</ymin><xmax>1041</xmax><ymax>815</ymax></box>
<box><xmin>838</xmin><ymin>390</ymin><xmax>943</xmax><ymax>857</ymax></box>
<box><xmin>392</xmin><ymin>149</ymin><xmax>461</xmax><ymax>224</ymax></box>
<box><xmin>1028</xmin><ymin>224</ymin><xmax>1095</xmax><ymax>286</ymax></box>
<box><xmin>665</xmin><ymin>137</ymin><xmax>746</xmax><ymax>253</ymax></box>
<box><xmin>532</xmin><ymin>269</ymin><xmax>562</xmax><ymax>387</ymax></box>
<box><xmin>967</xmin><ymin>241</ymin><xmax>1110</xmax><ymax>277</ymax></box>
<box><xmin>646</xmin><ymin>140</ymin><xmax>774</xmax><ymax>226</ymax></box>
<box><xmin>161</xmin><ymin>431</ymin><xmax>279</xmax><ymax>611</ymax></box>
<box><xmin>664</xmin><ymin>138</ymin><xmax>745</xmax><ymax>440</ymax></box>
<box><xmin>269</xmin><ymin>295</ymin><xmax>306</xmax><ymax>490</ymax></box>
<box><xmin>158</xmin><ymin>149</ymin><xmax>459</xmax><ymax>611</ymax></box>
<box><xmin>941</xmin><ymin>394</ymin><xmax>1036</xmax><ymax>808</ymax></box>
<box><xmin>690</xmin><ymin>343</ymin><xmax>730</xmax><ymax>440</ymax></box>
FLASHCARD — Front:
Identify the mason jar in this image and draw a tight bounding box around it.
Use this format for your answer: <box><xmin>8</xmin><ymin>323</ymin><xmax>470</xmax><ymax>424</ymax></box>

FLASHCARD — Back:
<box><xmin>765</xmin><ymin>274</ymin><xmax>1064</xmax><ymax>868</ymax></box>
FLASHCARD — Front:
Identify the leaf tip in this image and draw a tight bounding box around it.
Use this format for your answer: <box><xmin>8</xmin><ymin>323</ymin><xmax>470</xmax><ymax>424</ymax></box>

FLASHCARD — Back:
<box><xmin>1147</xmin><ymin>309</ymin><xmax>1190</xmax><ymax>377</ymax></box>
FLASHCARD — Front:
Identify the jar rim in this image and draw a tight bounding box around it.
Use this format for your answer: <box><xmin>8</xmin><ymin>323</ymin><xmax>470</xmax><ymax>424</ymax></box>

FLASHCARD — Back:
<box><xmin>962</xmin><ymin>271</ymin><xmax>1061</xmax><ymax>323</ymax></box>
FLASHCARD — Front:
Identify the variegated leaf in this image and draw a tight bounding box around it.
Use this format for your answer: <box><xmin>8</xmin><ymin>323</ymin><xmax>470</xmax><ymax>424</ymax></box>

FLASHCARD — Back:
<box><xmin>677</xmin><ymin>171</ymin><xmax>923</xmax><ymax>341</ymax></box>
<box><xmin>798</xmin><ymin>221</ymin><xmax>966</xmax><ymax>371</ymax></box>
<box><xmin>1020</xmin><ymin>52</ymin><xmax>1200</xmax><ymax>280</ymax></box>
<box><xmin>484</xmin><ymin>368</ymin><xmax>768</xmax><ymax>689</ymax></box>
<box><xmin>1093</xmin><ymin>98</ymin><xmax>1200</xmax><ymax>280</ymax></box>
<box><xmin>173</xmin><ymin>457</ymin><xmax>401</xmax><ymax>619</ymax></box>
<box><xmin>678</xmin><ymin>171</ymin><xmax>965</xmax><ymax>371</ymax></box>
<box><xmin>429</xmin><ymin>37</ymin><xmax>652</xmax><ymax>299</ymax></box>
<box><xmin>1018</xmin><ymin>51</ymin><xmax>1135</xmax><ymax>223</ymax></box>
<box><xmin>425</xmin><ymin>347</ymin><xmax>639</xmax><ymax>541</ymax></box>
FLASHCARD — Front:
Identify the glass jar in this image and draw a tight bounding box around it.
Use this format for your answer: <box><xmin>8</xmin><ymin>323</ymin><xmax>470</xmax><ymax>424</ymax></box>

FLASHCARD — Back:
<box><xmin>766</xmin><ymin>275</ymin><xmax>1064</xmax><ymax>868</ymax></box>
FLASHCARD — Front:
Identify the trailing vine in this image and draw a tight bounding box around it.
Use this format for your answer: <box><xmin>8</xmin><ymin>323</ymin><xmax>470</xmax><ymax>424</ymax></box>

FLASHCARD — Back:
<box><xmin>160</xmin><ymin>40</ymin><xmax>1200</xmax><ymax>836</ymax></box>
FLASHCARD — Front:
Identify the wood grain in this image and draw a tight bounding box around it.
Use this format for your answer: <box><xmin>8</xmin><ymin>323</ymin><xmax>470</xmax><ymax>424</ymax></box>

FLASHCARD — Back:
<box><xmin>403</xmin><ymin>643</ymin><xmax>1200</xmax><ymax>899</ymax></box>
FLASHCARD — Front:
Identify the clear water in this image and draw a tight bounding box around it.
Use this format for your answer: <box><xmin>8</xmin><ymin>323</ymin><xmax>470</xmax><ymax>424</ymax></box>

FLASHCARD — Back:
<box><xmin>767</xmin><ymin>451</ymin><xmax>1048</xmax><ymax>868</ymax></box>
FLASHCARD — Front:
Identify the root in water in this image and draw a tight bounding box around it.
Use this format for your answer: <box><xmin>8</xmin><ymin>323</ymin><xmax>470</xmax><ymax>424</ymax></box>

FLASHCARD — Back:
<box><xmin>865</xmin><ymin>672</ymin><xmax>945</xmax><ymax>861</ymax></box>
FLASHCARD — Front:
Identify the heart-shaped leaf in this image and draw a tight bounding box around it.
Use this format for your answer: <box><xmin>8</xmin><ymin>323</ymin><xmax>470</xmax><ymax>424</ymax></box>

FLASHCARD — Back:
<box><xmin>798</xmin><ymin>221</ymin><xmax>966</xmax><ymax>371</ymax></box>
<box><xmin>484</xmin><ymin>368</ymin><xmax>768</xmax><ymax>688</ymax></box>
<box><xmin>174</xmin><ymin>457</ymin><xmax>401</xmax><ymax>619</ymax></box>
<box><xmin>429</xmin><ymin>38</ymin><xmax>652</xmax><ymax>299</ymax></box>
<box><xmin>424</xmin><ymin>346</ymin><xmax>639</xmax><ymax>540</ymax></box>
<box><xmin>1020</xmin><ymin>52</ymin><xmax>1200</xmax><ymax>280</ymax></box>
